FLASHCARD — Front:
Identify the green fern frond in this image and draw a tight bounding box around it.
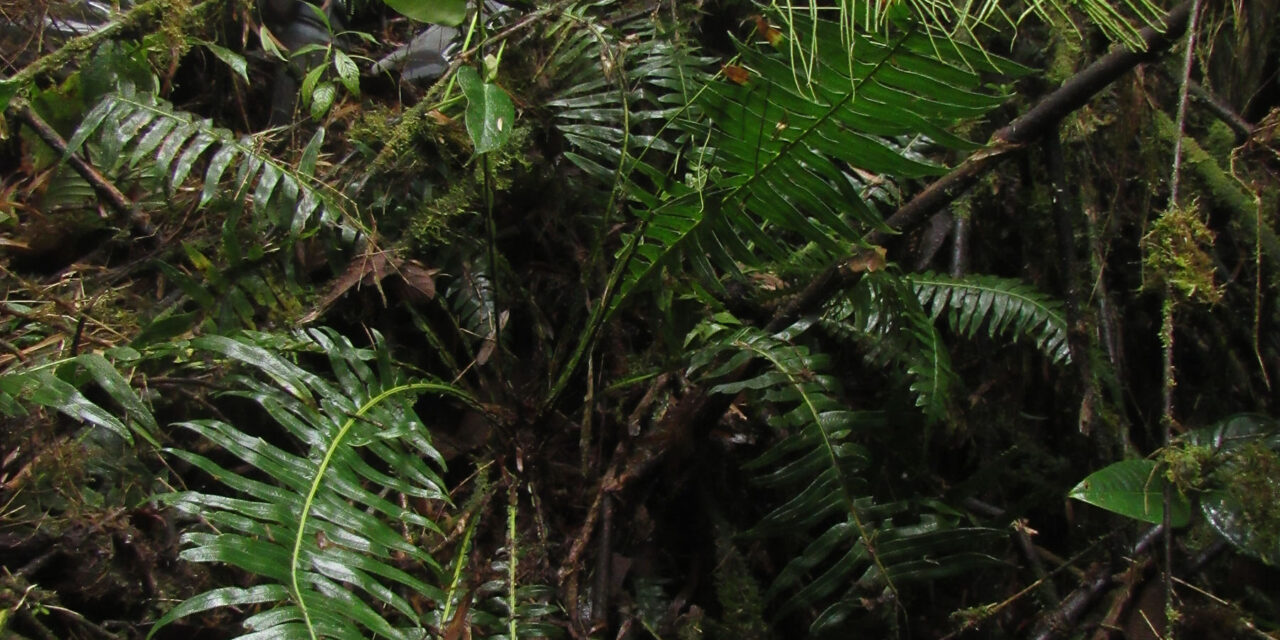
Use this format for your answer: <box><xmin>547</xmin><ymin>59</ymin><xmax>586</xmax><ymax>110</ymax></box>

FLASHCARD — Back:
<box><xmin>821</xmin><ymin>270</ymin><xmax>959</xmax><ymax>422</ymax></box>
<box><xmin>0</xmin><ymin>350</ymin><xmax>160</xmax><ymax>447</ymax></box>
<box><xmin>687</xmin><ymin>321</ymin><xmax>1001</xmax><ymax>631</ymax></box>
<box><xmin>766</xmin><ymin>0</ymin><xmax>1166</xmax><ymax>77</ymax></box>
<box><xmin>607</xmin><ymin>18</ymin><xmax>1021</xmax><ymax>317</ymax></box>
<box><xmin>150</xmin><ymin>328</ymin><xmax>471</xmax><ymax>640</ymax></box>
<box><xmin>907</xmin><ymin>272</ymin><xmax>1072</xmax><ymax>365</ymax></box>
<box><xmin>545</xmin><ymin>5</ymin><xmax>711</xmax><ymax>192</ymax></box>
<box><xmin>69</xmin><ymin>84</ymin><xmax>351</xmax><ymax>240</ymax></box>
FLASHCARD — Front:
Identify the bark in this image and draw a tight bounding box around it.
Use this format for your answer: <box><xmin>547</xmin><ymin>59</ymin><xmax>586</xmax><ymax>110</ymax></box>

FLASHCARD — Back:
<box><xmin>873</xmin><ymin>0</ymin><xmax>1194</xmax><ymax>244</ymax></box>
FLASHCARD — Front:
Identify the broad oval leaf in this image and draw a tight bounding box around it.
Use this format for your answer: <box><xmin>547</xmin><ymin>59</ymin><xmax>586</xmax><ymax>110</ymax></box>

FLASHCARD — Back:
<box><xmin>1069</xmin><ymin>459</ymin><xmax>1191</xmax><ymax>526</ymax></box>
<box><xmin>310</xmin><ymin>81</ymin><xmax>337</xmax><ymax>121</ymax></box>
<box><xmin>457</xmin><ymin>66</ymin><xmax>514</xmax><ymax>154</ymax></box>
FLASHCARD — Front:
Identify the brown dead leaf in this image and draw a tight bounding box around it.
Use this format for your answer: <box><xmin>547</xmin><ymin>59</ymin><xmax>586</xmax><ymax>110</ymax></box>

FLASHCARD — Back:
<box><xmin>753</xmin><ymin>14</ymin><xmax>783</xmax><ymax>47</ymax></box>
<box><xmin>843</xmin><ymin>246</ymin><xmax>887</xmax><ymax>274</ymax></box>
<box><xmin>723</xmin><ymin>64</ymin><xmax>751</xmax><ymax>85</ymax></box>
<box><xmin>399</xmin><ymin>260</ymin><xmax>439</xmax><ymax>301</ymax></box>
<box><xmin>300</xmin><ymin>247</ymin><xmax>394</xmax><ymax>324</ymax></box>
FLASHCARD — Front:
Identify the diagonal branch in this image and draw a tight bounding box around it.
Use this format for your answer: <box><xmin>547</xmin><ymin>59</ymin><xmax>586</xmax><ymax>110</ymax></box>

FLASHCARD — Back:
<box><xmin>12</xmin><ymin>98</ymin><xmax>153</xmax><ymax>236</ymax></box>
<box><xmin>874</xmin><ymin>0</ymin><xmax>1193</xmax><ymax>244</ymax></box>
<box><xmin>770</xmin><ymin>0</ymin><xmax>1194</xmax><ymax>332</ymax></box>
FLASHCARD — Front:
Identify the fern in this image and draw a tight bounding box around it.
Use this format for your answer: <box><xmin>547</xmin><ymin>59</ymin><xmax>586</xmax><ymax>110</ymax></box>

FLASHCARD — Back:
<box><xmin>0</xmin><ymin>349</ymin><xmax>160</xmax><ymax>447</ymax></box>
<box><xmin>605</xmin><ymin>17</ymin><xmax>1023</xmax><ymax>318</ymax></box>
<box><xmin>150</xmin><ymin>328</ymin><xmax>471</xmax><ymax>640</ymax></box>
<box><xmin>687</xmin><ymin>321</ymin><xmax>1002</xmax><ymax>634</ymax></box>
<box><xmin>821</xmin><ymin>270</ymin><xmax>959</xmax><ymax>422</ymax></box>
<box><xmin>908</xmin><ymin>272</ymin><xmax>1072</xmax><ymax>365</ymax></box>
<box><xmin>68</xmin><ymin>83</ymin><xmax>352</xmax><ymax>241</ymax></box>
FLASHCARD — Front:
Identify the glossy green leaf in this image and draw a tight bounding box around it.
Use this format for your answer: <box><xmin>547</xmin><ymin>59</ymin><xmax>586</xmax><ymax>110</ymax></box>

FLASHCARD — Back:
<box><xmin>200</xmin><ymin>145</ymin><xmax>239</xmax><ymax>205</ymax></box>
<box><xmin>74</xmin><ymin>353</ymin><xmax>160</xmax><ymax>447</ymax></box>
<box><xmin>171</xmin><ymin>131</ymin><xmax>216</xmax><ymax>189</ymax></box>
<box><xmin>190</xmin><ymin>335</ymin><xmax>312</xmax><ymax>404</ymax></box>
<box><xmin>148</xmin><ymin>585</ymin><xmax>290</xmax><ymax>639</ymax></box>
<box><xmin>1202</xmin><ymin>489</ymin><xmax>1280</xmax><ymax>565</ymax></box>
<box><xmin>0</xmin><ymin>78</ymin><xmax>19</xmax><ymax>112</ymax></box>
<box><xmin>1069</xmin><ymin>459</ymin><xmax>1191</xmax><ymax>526</ymax></box>
<box><xmin>380</xmin><ymin>0</ymin><xmax>466</xmax><ymax>26</ymax></box>
<box><xmin>457</xmin><ymin>66</ymin><xmax>515</xmax><ymax>154</ymax></box>
<box><xmin>311</xmin><ymin>81</ymin><xmax>337</xmax><ymax>120</ymax></box>
<box><xmin>29</xmin><ymin>371</ymin><xmax>132</xmax><ymax>444</ymax></box>
<box><xmin>333</xmin><ymin>50</ymin><xmax>360</xmax><ymax>95</ymax></box>
<box><xmin>299</xmin><ymin>128</ymin><xmax>325</xmax><ymax>177</ymax></box>
<box><xmin>259</xmin><ymin>25</ymin><xmax>286</xmax><ymax>60</ymax></box>
<box><xmin>202</xmin><ymin>42</ymin><xmax>249</xmax><ymax>82</ymax></box>
<box><xmin>1187</xmin><ymin>414</ymin><xmax>1280</xmax><ymax>564</ymax></box>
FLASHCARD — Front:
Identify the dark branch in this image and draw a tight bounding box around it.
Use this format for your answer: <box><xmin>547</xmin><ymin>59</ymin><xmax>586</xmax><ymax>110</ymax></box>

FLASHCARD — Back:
<box><xmin>875</xmin><ymin>0</ymin><xmax>1194</xmax><ymax>243</ymax></box>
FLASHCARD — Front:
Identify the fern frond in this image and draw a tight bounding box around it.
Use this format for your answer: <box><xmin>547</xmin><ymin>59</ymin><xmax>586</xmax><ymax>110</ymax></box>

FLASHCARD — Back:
<box><xmin>821</xmin><ymin>270</ymin><xmax>959</xmax><ymax>422</ymax></box>
<box><xmin>908</xmin><ymin>272</ymin><xmax>1072</xmax><ymax>365</ymax></box>
<box><xmin>0</xmin><ymin>351</ymin><xmax>160</xmax><ymax>447</ymax></box>
<box><xmin>151</xmin><ymin>328</ymin><xmax>469</xmax><ymax>640</ymax></box>
<box><xmin>766</xmin><ymin>0</ymin><xmax>1165</xmax><ymax>73</ymax></box>
<box><xmin>687</xmin><ymin>321</ymin><xmax>1001</xmax><ymax>631</ymax></box>
<box><xmin>605</xmin><ymin>17</ymin><xmax>1020</xmax><ymax>317</ymax></box>
<box><xmin>69</xmin><ymin>84</ymin><xmax>351</xmax><ymax>240</ymax></box>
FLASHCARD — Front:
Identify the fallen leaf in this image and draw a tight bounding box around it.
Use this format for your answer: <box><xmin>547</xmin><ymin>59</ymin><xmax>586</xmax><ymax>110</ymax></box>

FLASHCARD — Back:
<box><xmin>400</xmin><ymin>261</ymin><xmax>440</xmax><ymax>300</ymax></box>
<box><xmin>753</xmin><ymin>15</ymin><xmax>783</xmax><ymax>47</ymax></box>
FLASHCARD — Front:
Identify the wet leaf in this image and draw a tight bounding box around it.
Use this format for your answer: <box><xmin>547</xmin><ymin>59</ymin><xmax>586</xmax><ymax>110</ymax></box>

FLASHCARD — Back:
<box><xmin>457</xmin><ymin>66</ymin><xmax>515</xmax><ymax>154</ymax></box>
<box><xmin>1069</xmin><ymin>459</ymin><xmax>1190</xmax><ymax>526</ymax></box>
<box><xmin>381</xmin><ymin>0</ymin><xmax>466</xmax><ymax>26</ymax></box>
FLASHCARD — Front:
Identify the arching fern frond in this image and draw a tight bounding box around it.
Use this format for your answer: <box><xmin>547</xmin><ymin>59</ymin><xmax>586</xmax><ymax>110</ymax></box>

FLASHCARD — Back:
<box><xmin>68</xmin><ymin>83</ymin><xmax>352</xmax><ymax>240</ymax></box>
<box><xmin>765</xmin><ymin>0</ymin><xmax>1168</xmax><ymax>81</ymax></box>
<box><xmin>545</xmin><ymin>3</ymin><xmax>712</xmax><ymax>194</ymax></box>
<box><xmin>907</xmin><ymin>272</ymin><xmax>1072</xmax><ymax>365</ymax></box>
<box><xmin>686</xmin><ymin>321</ymin><xmax>1003</xmax><ymax>634</ymax></box>
<box><xmin>151</xmin><ymin>328</ymin><xmax>470</xmax><ymax>640</ymax></box>
<box><xmin>821</xmin><ymin>270</ymin><xmax>959</xmax><ymax>422</ymax></box>
<box><xmin>604</xmin><ymin>17</ymin><xmax>1025</xmax><ymax>316</ymax></box>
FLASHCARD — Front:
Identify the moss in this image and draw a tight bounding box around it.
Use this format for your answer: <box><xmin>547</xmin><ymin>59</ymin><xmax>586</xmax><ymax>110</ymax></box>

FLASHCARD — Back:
<box><xmin>1201</xmin><ymin>120</ymin><xmax>1237</xmax><ymax>164</ymax></box>
<box><xmin>405</xmin><ymin>124</ymin><xmax>536</xmax><ymax>250</ymax></box>
<box><xmin>1152</xmin><ymin>110</ymin><xmax>1280</xmax><ymax>281</ymax></box>
<box><xmin>409</xmin><ymin>181</ymin><xmax>477</xmax><ymax>249</ymax></box>
<box><xmin>475</xmin><ymin>125</ymin><xmax>534</xmax><ymax>190</ymax></box>
<box><xmin>1163</xmin><ymin>442</ymin><xmax>1213</xmax><ymax>491</ymax></box>
<box><xmin>706</xmin><ymin>522</ymin><xmax>770</xmax><ymax>640</ymax></box>
<box><xmin>1141</xmin><ymin>201</ymin><xmax>1223</xmax><ymax>304</ymax></box>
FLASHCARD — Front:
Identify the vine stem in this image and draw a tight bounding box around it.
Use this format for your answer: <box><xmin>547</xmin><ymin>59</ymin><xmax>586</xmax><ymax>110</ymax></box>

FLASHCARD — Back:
<box><xmin>289</xmin><ymin>381</ymin><xmax>476</xmax><ymax>640</ymax></box>
<box><xmin>1162</xmin><ymin>0</ymin><xmax>1202</xmax><ymax>627</ymax></box>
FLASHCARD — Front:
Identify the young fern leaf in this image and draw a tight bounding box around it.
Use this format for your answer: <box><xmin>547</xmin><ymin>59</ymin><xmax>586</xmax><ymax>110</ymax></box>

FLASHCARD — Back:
<box><xmin>68</xmin><ymin>83</ymin><xmax>350</xmax><ymax>240</ymax></box>
<box><xmin>907</xmin><ymin>272</ymin><xmax>1072</xmax><ymax>365</ymax></box>
<box><xmin>151</xmin><ymin>328</ymin><xmax>470</xmax><ymax>640</ymax></box>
